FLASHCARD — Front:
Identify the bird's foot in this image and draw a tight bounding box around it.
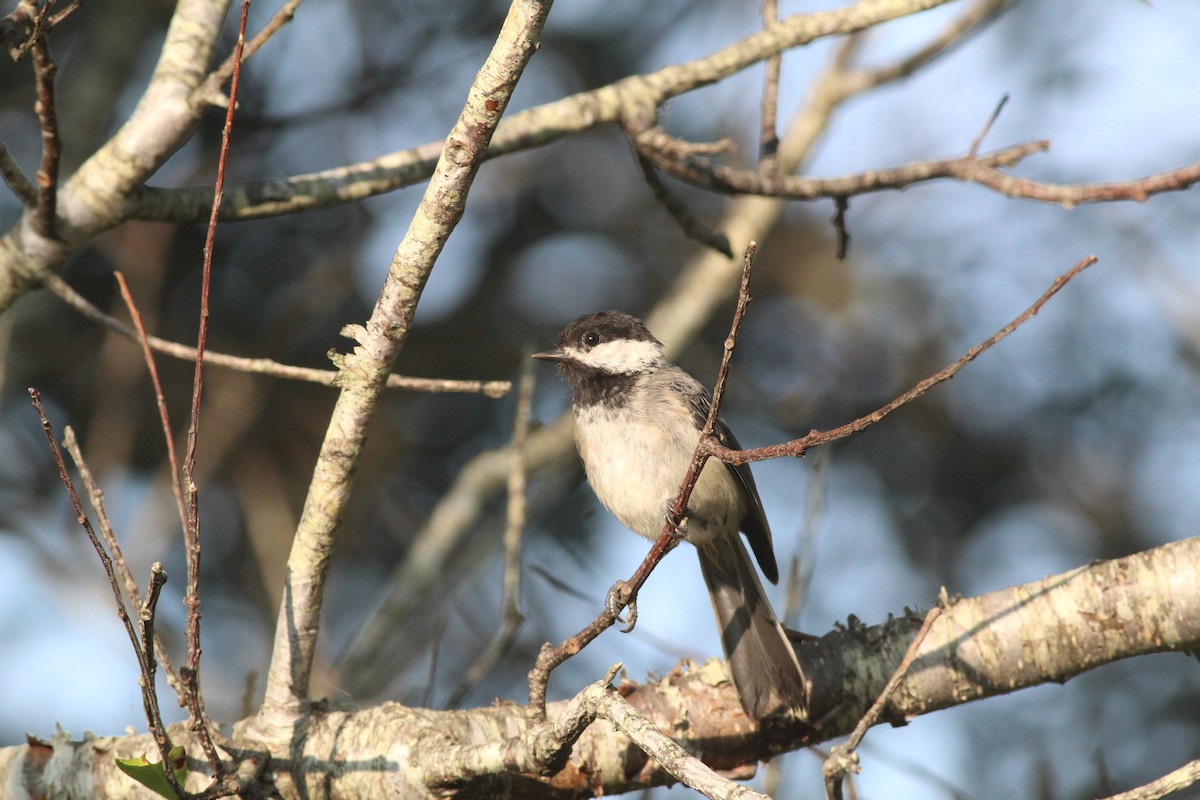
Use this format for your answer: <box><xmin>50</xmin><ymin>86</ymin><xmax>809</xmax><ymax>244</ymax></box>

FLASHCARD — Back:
<box><xmin>665</xmin><ymin>508</ymin><xmax>690</xmax><ymax>541</ymax></box>
<box><xmin>606</xmin><ymin>579</ymin><xmax>638</xmax><ymax>633</ymax></box>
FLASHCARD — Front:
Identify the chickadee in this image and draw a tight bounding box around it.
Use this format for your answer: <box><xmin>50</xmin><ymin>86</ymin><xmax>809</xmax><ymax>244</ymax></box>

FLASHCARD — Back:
<box><xmin>534</xmin><ymin>310</ymin><xmax>807</xmax><ymax>720</ymax></box>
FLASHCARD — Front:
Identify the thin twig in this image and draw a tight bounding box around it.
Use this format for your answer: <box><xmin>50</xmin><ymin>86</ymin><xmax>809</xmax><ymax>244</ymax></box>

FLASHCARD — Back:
<box><xmin>193</xmin><ymin>0</ymin><xmax>304</xmax><ymax>108</ymax></box>
<box><xmin>46</xmin><ymin>0</ymin><xmax>81</xmax><ymax>29</ymax></box>
<box><xmin>759</xmin><ymin>0</ymin><xmax>781</xmax><ymax>171</ymax></box>
<box><xmin>822</xmin><ymin>607</ymin><xmax>942</xmax><ymax>800</ymax></box>
<box><xmin>43</xmin><ymin>273</ymin><xmax>510</xmax><ymax>396</ymax></box>
<box><xmin>29</xmin><ymin>17</ymin><xmax>61</xmax><ymax>238</ymax></box>
<box><xmin>139</xmin><ymin>562</ymin><xmax>170</xmax><ymax>719</ymax></box>
<box><xmin>114</xmin><ymin>272</ymin><xmax>189</xmax><ymax>539</ymax></box>
<box><xmin>526</xmin><ymin>242</ymin><xmax>760</xmax><ymax>721</ymax></box>
<box><xmin>27</xmin><ymin>388</ymin><xmax>186</xmax><ymax>800</ymax></box>
<box><xmin>446</xmin><ymin>359</ymin><xmax>534</xmax><ymax>708</ymax></box>
<box><xmin>179</xmin><ymin>0</ymin><xmax>252</xmax><ymax>780</ymax></box>
<box><xmin>831</xmin><ymin>196</ymin><xmax>850</xmax><ymax>259</ymax></box>
<box><xmin>61</xmin><ymin>426</ymin><xmax>187</xmax><ymax>706</ymax></box>
<box><xmin>707</xmin><ymin>255</ymin><xmax>1099</xmax><ymax>465</ymax></box>
<box><xmin>968</xmin><ymin>93</ymin><xmax>1009</xmax><ymax>158</ymax></box>
<box><xmin>0</xmin><ymin>139</ymin><xmax>37</xmax><ymax>206</ymax></box>
<box><xmin>633</xmin><ymin>150</ymin><xmax>732</xmax><ymax>256</ymax></box>
<box><xmin>783</xmin><ymin>446</ymin><xmax>828</xmax><ymax>626</ymax></box>
<box><xmin>598</xmin><ymin>686</ymin><xmax>771</xmax><ymax>800</ymax></box>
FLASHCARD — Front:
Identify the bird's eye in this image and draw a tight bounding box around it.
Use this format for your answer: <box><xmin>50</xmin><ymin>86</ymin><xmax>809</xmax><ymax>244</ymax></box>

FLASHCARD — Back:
<box><xmin>583</xmin><ymin>331</ymin><xmax>601</xmax><ymax>348</ymax></box>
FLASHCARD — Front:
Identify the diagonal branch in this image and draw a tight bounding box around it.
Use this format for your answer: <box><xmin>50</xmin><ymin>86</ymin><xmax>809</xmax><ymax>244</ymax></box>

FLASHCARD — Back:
<box><xmin>192</xmin><ymin>0</ymin><xmax>305</xmax><ymax>108</ymax></box>
<box><xmin>707</xmin><ymin>255</ymin><xmax>1098</xmax><ymax>466</ymax></box>
<box><xmin>28</xmin><ymin>22</ymin><xmax>61</xmax><ymax>239</ymax></box>
<box><xmin>254</xmin><ymin>0</ymin><xmax>555</xmax><ymax>731</ymax></box>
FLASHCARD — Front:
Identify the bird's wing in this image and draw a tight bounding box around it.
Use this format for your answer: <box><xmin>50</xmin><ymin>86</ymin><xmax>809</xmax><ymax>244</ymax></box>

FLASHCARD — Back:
<box><xmin>679</xmin><ymin>381</ymin><xmax>779</xmax><ymax>584</ymax></box>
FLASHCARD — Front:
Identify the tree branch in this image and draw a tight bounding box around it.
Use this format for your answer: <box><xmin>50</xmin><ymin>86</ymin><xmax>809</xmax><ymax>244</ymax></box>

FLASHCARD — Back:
<box><xmin>254</xmin><ymin>0</ymin><xmax>555</xmax><ymax>731</ymax></box>
<box><xmin>0</xmin><ymin>0</ymin><xmax>233</xmax><ymax>312</ymax></box>
<box><xmin>43</xmin><ymin>272</ymin><xmax>511</xmax><ymax>396</ymax></box>
<box><xmin>4</xmin><ymin>537</ymin><xmax>1196</xmax><ymax>798</ymax></box>
<box><xmin>127</xmin><ymin>0</ymin><xmax>960</xmax><ymax>224</ymax></box>
<box><xmin>707</xmin><ymin>255</ymin><xmax>1098</xmax><ymax>465</ymax></box>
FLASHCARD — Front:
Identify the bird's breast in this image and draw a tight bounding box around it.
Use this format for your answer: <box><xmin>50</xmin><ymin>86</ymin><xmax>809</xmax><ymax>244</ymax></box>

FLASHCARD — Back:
<box><xmin>572</xmin><ymin>403</ymin><xmax>741</xmax><ymax>544</ymax></box>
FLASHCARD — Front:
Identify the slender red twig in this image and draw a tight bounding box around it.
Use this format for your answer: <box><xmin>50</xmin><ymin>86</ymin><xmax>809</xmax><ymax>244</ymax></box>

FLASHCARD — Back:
<box><xmin>192</xmin><ymin>0</ymin><xmax>302</xmax><ymax>107</ymax></box>
<box><xmin>115</xmin><ymin>272</ymin><xmax>189</xmax><ymax>537</ymax></box>
<box><xmin>179</xmin><ymin>0</ymin><xmax>253</xmax><ymax>780</ymax></box>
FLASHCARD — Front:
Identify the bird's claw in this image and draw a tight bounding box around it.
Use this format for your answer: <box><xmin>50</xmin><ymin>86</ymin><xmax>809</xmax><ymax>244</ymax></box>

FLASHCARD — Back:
<box><xmin>606</xmin><ymin>580</ymin><xmax>638</xmax><ymax>632</ymax></box>
<box><xmin>668</xmin><ymin>513</ymin><xmax>689</xmax><ymax>541</ymax></box>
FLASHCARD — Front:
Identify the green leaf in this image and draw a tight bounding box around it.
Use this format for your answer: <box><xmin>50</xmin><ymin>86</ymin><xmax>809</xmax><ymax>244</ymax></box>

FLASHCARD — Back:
<box><xmin>115</xmin><ymin>746</ymin><xmax>187</xmax><ymax>799</ymax></box>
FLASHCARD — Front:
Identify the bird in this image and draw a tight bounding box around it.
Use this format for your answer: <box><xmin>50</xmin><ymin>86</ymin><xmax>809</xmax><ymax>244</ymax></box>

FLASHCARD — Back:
<box><xmin>533</xmin><ymin>310</ymin><xmax>807</xmax><ymax>721</ymax></box>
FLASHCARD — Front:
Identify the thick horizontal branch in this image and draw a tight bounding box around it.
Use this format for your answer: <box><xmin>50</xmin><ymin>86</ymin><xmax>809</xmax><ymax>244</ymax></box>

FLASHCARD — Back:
<box><xmin>4</xmin><ymin>537</ymin><xmax>1196</xmax><ymax>799</ymax></box>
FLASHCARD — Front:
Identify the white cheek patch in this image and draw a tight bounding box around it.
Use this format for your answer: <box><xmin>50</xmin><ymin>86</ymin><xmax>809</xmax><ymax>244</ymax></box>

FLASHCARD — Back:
<box><xmin>585</xmin><ymin>339</ymin><xmax>664</xmax><ymax>373</ymax></box>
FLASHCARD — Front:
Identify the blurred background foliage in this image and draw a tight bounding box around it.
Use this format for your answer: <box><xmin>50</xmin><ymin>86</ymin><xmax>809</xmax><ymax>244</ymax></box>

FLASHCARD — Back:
<box><xmin>2</xmin><ymin>1</ymin><xmax>1200</xmax><ymax>798</ymax></box>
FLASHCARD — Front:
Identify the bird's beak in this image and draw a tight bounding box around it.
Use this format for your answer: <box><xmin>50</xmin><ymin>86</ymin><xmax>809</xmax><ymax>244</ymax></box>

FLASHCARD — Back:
<box><xmin>531</xmin><ymin>349</ymin><xmax>567</xmax><ymax>362</ymax></box>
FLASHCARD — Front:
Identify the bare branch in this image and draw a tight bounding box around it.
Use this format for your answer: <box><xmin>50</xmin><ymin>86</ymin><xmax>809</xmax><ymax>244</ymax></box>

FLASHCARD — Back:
<box><xmin>638</xmin><ymin>132</ymin><xmax>1050</xmax><ymax>200</ymax></box>
<box><xmin>6</xmin><ymin>537</ymin><xmax>1198</xmax><ymax>795</ymax></box>
<box><xmin>1097</xmin><ymin>759</ymin><xmax>1200</xmax><ymax>800</ymax></box>
<box><xmin>179</xmin><ymin>0</ymin><xmax>253</xmax><ymax>780</ymax></box>
<box><xmin>128</xmin><ymin>0</ymin><xmax>962</xmax><ymax>224</ymax></box>
<box><xmin>27</xmin><ymin>388</ymin><xmax>187</xmax><ymax>800</ymax></box>
<box><xmin>193</xmin><ymin>0</ymin><xmax>304</xmax><ymax>108</ymax></box>
<box><xmin>61</xmin><ymin>426</ymin><xmax>188</xmax><ymax>707</ymax></box>
<box><xmin>44</xmin><ymin>273</ymin><xmax>511</xmax><ymax>396</ymax></box>
<box><xmin>707</xmin><ymin>255</ymin><xmax>1099</xmax><ymax>464</ymax></box>
<box><xmin>597</xmin><ymin>683</ymin><xmax>770</xmax><ymax>800</ymax></box>
<box><xmin>759</xmin><ymin>0</ymin><xmax>781</xmax><ymax>171</ymax></box>
<box><xmin>446</xmin><ymin>359</ymin><xmax>535</xmax><ymax>708</ymax></box>
<box><xmin>28</xmin><ymin>33</ymin><xmax>59</xmax><ymax>238</ymax></box>
<box><xmin>822</xmin><ymin>607</ymin><xmax>942</xmax><ymax>800</ymax></box>
<box><xmin>255</xmin><ymin>0</ymin><xmax>554</xmax><ymax>729</ymax></box>
<box><xmin>0</xmin><ymin>139</ymin><xmax>37</xmax><ymax>206</ymax></box>
<box><xmin>633</xmin><ymin>150</ymin><xmax>732</xmax><ymax>256</ymax></box>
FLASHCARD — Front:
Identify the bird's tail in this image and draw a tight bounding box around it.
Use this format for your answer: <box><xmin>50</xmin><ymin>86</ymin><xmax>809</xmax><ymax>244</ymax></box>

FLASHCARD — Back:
<box><xmin>697</xmin><ymin>536</ymin><xmax>808</xmax><ymax>721</ymax></box>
